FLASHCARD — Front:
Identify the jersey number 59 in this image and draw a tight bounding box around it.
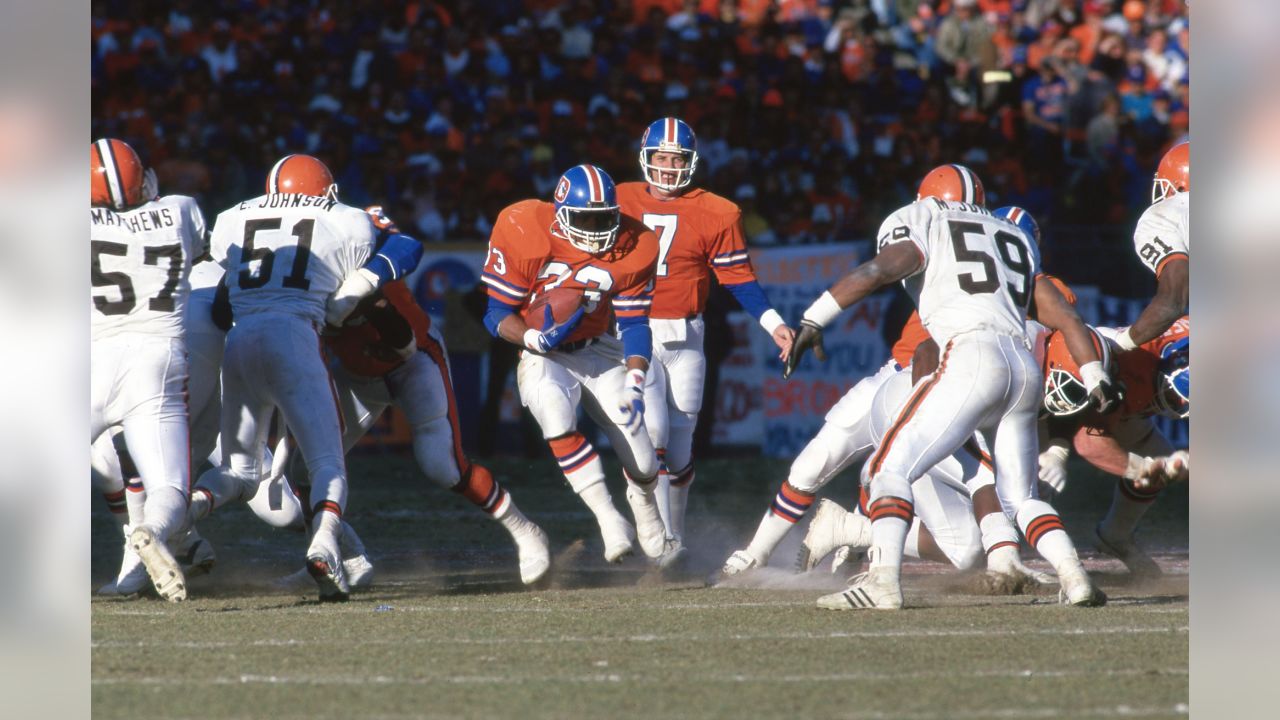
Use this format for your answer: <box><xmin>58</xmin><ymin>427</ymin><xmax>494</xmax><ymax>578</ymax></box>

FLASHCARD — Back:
<box><xmin>948</xmin><ymin>221</ymin><xmax>1033</xmax><ymax>309</ymax></box>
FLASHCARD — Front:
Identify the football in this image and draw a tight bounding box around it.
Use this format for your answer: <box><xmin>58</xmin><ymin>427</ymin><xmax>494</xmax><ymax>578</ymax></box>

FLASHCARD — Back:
<box><xmin>522</xmin><ymin>286</ymin><xmax>586</xmax><ymax>329</ymax></box>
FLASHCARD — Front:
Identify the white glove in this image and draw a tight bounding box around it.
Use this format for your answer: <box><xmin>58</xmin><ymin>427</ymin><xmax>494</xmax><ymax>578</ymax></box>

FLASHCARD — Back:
<box><xmin>618</xmin><ymin>368</ymin><xmax>646</xmax><ymax>433</ymax></box>
<box><xmin>1038</xmin><ymin>440</ymin><xmax>1071</xmax><ymax>496</ymax></box>
<box><xmin>1135</xmin><ymin>450</ymin><xmax>1189</xmax><ymax>490</ymax></box>
<box><xmin>325</xmin><ymin>268</ymin><xmax>380</xmax><ymax>327</ymax></box>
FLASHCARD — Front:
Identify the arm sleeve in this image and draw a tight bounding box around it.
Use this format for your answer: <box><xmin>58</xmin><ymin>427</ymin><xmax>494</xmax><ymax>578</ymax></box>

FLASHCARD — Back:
<box><xmin>875</xmin><ymin>203</ymin><xmax>930</xmax><ymax>276</ymax></box>
<box><xmin>617</xmin><ymin>314</ymin><xmax>653</xmax><ymax>363</ymax></box>
<box><xmin>723</xmin><ymin>280</ymin><xmax>773</xmax><ymax>320</ymax></box>
<box><xmin>364</xmin><ymin>233</ymin><xmax>424</xmax><ymax>283</ymax></box>
<box><xmin>483</xmin><ymin>296</ymin><xmax>517</xmax><ymax>337</ymax></box>
<box><xmin>481</xmin><ymin>223</ymin><xmax>537</xmax><ymax>307</ymax></box>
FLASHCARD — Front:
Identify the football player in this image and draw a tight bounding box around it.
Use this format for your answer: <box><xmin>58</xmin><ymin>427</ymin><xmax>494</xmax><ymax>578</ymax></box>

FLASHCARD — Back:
<box><xmin>481</xmin><ymin>164</ymin><xmax>669</xmax><ymax>563</ymax></box>
<box><xmin>719</xmin><ymin>198</ymin><xmax>1072</xmax><ymax>585</ymax></box>
<box><xmin>786</xmin><ymin>164</ymin><xmax>1121</xmax><ymax>609</ymax></box>
<box><xmin>1038</xmin><ymin>317</ymin><xmax>1190</xmax><ymax>577</ymax></box>
<box><xmin>194</xmin><ymin>154</ymin><xmax>383</xmax><ymax>601</ymax></box>
<box><xmin>91</xmin><ymin>138</ymin><xmax>206</xmax><ymax>601</ymax></box>
<box><xmin>1116</xmin><ymin>142</ymin><xmax>1188</xmax><ymax>350</ymax></box>
<box><xmin>617</xmin><ymin>117</ymin><xmax>794</xmax><ymax>560</ymax></box>
<box><xmin>319</xmin><ymin>206</ymin><xmax>552</xmax><ymax>586</ymax></box>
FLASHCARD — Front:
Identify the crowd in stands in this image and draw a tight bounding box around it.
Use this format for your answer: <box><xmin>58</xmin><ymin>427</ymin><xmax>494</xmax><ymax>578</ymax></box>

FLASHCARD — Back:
<box><xmin>93</xmin><ymin>0</ymin><xmax>1189</xmax><ymax>246</ymax></box>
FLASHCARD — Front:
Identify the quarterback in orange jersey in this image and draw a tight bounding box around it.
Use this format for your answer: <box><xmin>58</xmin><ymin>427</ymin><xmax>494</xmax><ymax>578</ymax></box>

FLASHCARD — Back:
<box><xmin>617</xmin><ymin>117</ymin><xmax>794</xmax><ymax>559</ymax></box>
<box><xmin>1036</xmin><ymin>317</ymin><xmax>1190</xmax><ymax>578</ymax></box>
<box><xmin>319</xmin><ymin>206</ymin><xmax>552</xmax><ymax>586</ymax></box>
<box><xmin>481</xmin><ymin>164</ymin><xmax>672</xmax><ymax>564</ymax></box>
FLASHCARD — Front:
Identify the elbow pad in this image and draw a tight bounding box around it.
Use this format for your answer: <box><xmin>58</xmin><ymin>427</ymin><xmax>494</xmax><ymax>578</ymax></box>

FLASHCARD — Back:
<box><xmin>365</xmin><ymin>233</ymin><xmax>424</xmax><ymax>283</ymax></box>
<box><xmin>617</xmin><ymin>316</ymin><xmax>653</xmax><ymax>363</ymax></box>
<box><xmin>484</xmin><ymin>297</ymin><xmax>517</xmax><ymax>338</ymax></box>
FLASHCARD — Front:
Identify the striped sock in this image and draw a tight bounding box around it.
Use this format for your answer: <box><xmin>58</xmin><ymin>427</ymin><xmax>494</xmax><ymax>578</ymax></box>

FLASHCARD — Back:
<box><xmin>1017</xmin><ymin>500</ymin><xmax>1076</xmax><ymax>571</ymax></box>
<box><xmin>103</xmin><ymin>489</ymin><xmax>127</xmax><ymax>522</ymax></box>
<box><xmin>549</xmin><ymin>433</ymin><xmax>602</xmax><ymax>490</ymax></box>
<box><xmin>1099</xmin><ymin>479</ymin><xmax>1158</xmax><ymax>540</ymax></box>
<box><xmin>452</xmin><ymin>464</ymin><xmax>509</xmax><ymax>517</ymax></box>
<box><xmin>867</xmin><ymin>472</ymin><xmax>914</xmax><ymax>576</ymax></box>
<box><xmin>769</xmin><ymin>481</ymin><xmax>815</xmax><ymax>523</ymax></box>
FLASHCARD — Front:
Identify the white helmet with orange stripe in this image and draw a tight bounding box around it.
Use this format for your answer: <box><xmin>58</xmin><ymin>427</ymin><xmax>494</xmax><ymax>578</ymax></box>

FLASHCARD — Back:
<box><xmin>91</xmin><ymin>138</ymin><xmax>147</xmax><ymax>211</ymax></box>
<box><xmin>551</xmin><ymin>164</ymin><xmax>620</xmax><ymax>254</ymax></box>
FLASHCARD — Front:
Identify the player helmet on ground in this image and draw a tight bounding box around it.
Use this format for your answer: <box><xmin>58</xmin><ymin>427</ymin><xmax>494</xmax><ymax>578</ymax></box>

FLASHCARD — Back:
<box><xmin>1043</xmin><ymin>326</ymin><xmax>1113</xmax><ymax>416</ymax></box>
<box><xmin>1152</xmin><ymin>141</ymin><xmax>1189</xmax><ymax>204</ymax></box>
<box><xmin>638</xmin><ymin>117</ymin><xmax>698</xmax><ymax>192</ymax></box>
<box><xmin>916</xmin><ymin>164</ymin><xmax>986</xmax><ymax>207</ymax></box>
<box><xmin>91</xmin><ymin>138</ymin><xmax>147</xmax><ymax>211</ymax></box>
<box><xmin>1153</xmin><ymin>336</ymin><xmax>1189</xmax><ymax>419</ymax></box>
<box><xmin>994</xmin><ymin>206</ymin><xmax>1041</xmax><ymax>246</ymax></box>
<box><xmin>552</xmin><ymin>164</ymin><xmax>621</xmax><ymax>254</ymax></box>
<box><xmin>266</xmin><ymin>154</ymin><xmax>338</xmax><ymax>200</ymax></box>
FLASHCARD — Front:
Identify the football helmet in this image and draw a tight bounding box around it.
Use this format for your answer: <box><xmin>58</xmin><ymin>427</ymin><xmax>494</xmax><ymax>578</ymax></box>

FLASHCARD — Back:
<box><xmin>917</xmin><ymin>164</ymin><xmax>985</xmax><ymax>207</ymax></box>
<box><xmin>638</xmin><ymin>117</ymin><xmax>698</xmax><ymax>192</ymax></box>
<box><xmin>91</xmin><ymin>138</ymin><xmax>147</xmax><ymax>211</ymax></box>
<box><xmin>1152</xmin><ymin>141</ymin><xmax>1189</xmax><ymax>204</ymax></box>
<box><xmin>1043</xmin><ymin>326</ymin><xmax>1113</xmax><ymax>416</ymax></box>
<box><xmin>267</xmin><ymin>154</ymin><xmax>338</xmax><ymax>199</ymax></box>
<box><xmin>994</xmin><ymin>205</ymin><xmax>1041</xmax><ymax>246</ymax></box>
<box><xmin>552</xmin><ymin>164</ymin><xmax>621</xmax><ymax>254</ymax></box>
<box><xmin>1153</xmin><ymin>335</ymin><xmax>1189</xmax><ymax>419</ymax></box>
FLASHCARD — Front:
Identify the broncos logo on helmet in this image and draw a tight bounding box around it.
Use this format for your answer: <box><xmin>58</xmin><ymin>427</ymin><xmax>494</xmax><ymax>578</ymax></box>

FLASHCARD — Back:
<box><xmin>551</xmin><ymin>164</ymin><xmax>621</xmax><ymax>254</ymax></box>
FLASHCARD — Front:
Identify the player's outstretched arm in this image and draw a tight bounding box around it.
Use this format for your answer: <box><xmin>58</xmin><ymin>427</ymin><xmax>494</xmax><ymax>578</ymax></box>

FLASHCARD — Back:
<box><xmin>1115</xmin><ymin>257</ymin><xmax>1187</xmax><ymax>350</ymax></box>
<box><xmin>1033</xmin><ymin>279</ymin><xmax>1124</xmax><ymax>413</ymax></box>
<box><xmin>783</xmin><ymin>243</ymin><xmax>922</xmax><ymax>378</ymax></box>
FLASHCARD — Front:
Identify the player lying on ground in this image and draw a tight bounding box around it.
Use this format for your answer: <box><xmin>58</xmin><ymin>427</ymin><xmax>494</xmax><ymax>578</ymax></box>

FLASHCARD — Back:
<box><xmin>785</xmin><ymin>165</ymin><xmax>1122</xmax><ymax>609</ymax></box>
<box><xmin>618</xmin><ymin>117</ymin><xmax>794</xmax><ymax>562</ymax></box>
<box><xmin>91</xmin><ymin>138</ymin><xmax>206</xmax><ymax>601</ymax></box>
<box><xmin>481</xmin><ymin>164</ymin><xmax>675</xmax><ymax>564</ymax></box>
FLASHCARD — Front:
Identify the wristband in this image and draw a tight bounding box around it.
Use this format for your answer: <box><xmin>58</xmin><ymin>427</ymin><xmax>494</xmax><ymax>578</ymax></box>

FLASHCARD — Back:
<box><xmin>523</xmin><ymin>328</ymin><xmax>547</xmax><ymax>353</ymax></box>
<box><xmin>759</xmin><ymin>309</ymin><xmax>786</xmax><ymax>335</ymax></box>
<box><xmin>624</xmin><ymin>368</ymin><xmax>646</xmax><ymax>391</ymax></box>
<box><xmin>1079</xmin><ymin>360</ymin><xmax>1107</xmax><ymax>393</ymax></box>
<box><xmin>1122</xmin><ymin>452</ymin><xmax>1148</xmax><ymax>481</ymax></box>
<box><xmin>801</xmin><ymin>291</ymin><xmax>843</xmax><ymax>329</ymax></box>
<box><xmin>1114</xmin><ymin>328</ymin><xmax>1138</xmax><ymax>351</ymax></box>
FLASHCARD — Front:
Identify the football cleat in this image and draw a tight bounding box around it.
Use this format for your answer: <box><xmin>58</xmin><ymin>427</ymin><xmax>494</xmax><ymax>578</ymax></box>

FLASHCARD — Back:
<box><xmin>625</xmin><ymin>485</ymin><xmax>668</xmax><ymax>559</ymax></box>
<box><xmin>1095</xmin><ymin>523</ymin><xmax>1162</xmax><ymax>579</ymax></box>
<box><xmin>338</xmin><ymin>520</ymin><xmax>374</xmax><ymax>589</ymax></box>
<box><xmin>655</xmin><ymin>538</ymin><xmax>688</xmax><ymax>570</ymax></box>
<box><xmin>169</xmin><ymin>527</ymin><xmax>216</xmax><ymax>577</ymax></box>
<box><xmin>98</xmin><ymin>532</ymin><xmax>148</xmax><ymax>597</ymax></box>
<box><xmin>1057</xmin><ymin>565</ymin><xmax>1108</xmax><ymax>607</ymax></box>
<box><xmin>305</xmin><ymin>547</ymin><xmax>350</xmax><ymax>603</ymax></box>
<box><xmin>598</xmin><ymin>510</ymin><xmax>637</xmax><ymax>564</ymax></box>
<box><xmin>816</xmin><ymin>567</ymin><xmax>904</xmax><ymax>610</ymax></box>
<box><xmin>508</xmin><ymin>516</ymin><xmax>552</xmax><ymax>585</ymax></box>
<box><xmin>129</xmin><ymin>526</ymin><xmax>187</xmax><ymax>602</ymax></box>
<box><xmin>985</xmin><ymin>545</ymin><xmax>1057</xmax><ymax>585</ymax></box>
<box><xmin>797</xmin><ymin>499</ymin><xmax>872</xmax><ymax>572</ymax></box>
<box><xmin>719</xmin><ymin>549</ymin><xmax>762</xmax><ymax>577</ymax></box>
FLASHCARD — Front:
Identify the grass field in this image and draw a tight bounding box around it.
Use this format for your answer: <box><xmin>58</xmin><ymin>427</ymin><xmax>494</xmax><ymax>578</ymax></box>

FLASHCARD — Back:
<box><xmin>91</xmin><ymin>453</ymin><xmax>1188</xmax><ymax>719</ymax></box>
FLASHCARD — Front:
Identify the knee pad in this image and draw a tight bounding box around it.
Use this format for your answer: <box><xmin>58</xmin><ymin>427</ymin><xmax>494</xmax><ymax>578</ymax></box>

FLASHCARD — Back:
<box><xmin>787</xmin><ymin>424</ymin><xmax>865</xmax><ymax>494</ymax></box>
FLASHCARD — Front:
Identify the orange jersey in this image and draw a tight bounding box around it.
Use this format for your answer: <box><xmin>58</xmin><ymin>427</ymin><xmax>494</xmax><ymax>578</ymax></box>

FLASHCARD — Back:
<box><xmin>482</xmin><ymin>199</ymin><xmax>658</xmax><ymax>343</ymax></box>
<box><xmin>1113</xmin><ymin>316</ymin><xmax>1189</xmax><ymax>418</ymax></box>
<box><xmin>615</xmin><ymin>182</ymin><xmax>759</xmax><ymax>319</ymax></box>
<box><xmin>326</xmin><ymin>280</ymin><xmax>431</xmax><ymax>378</ymax></box>
<box><xmin>890</xmin><ymin>273</ymin><xmax>1077</xmax><ymax>367</ymax></box>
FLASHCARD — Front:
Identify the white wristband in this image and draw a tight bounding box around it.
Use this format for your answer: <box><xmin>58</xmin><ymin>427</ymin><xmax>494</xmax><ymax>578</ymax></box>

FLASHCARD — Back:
<box><xmin>759</xmin><ymin>309</ymin><xmax>786</xmax><ymax>335</ymax></box>
<box><xmin>625</xmin><ymin>368</ymin><xmax>646</xmax><ymax>391</ymax></box>
<box><xmin>1079</xmin><ymin>360</ymin><xmax>1107</xmax><ymax>393</ymax></box>
<box><xmin>523</xmin><ymin>329</ymin><xmax>547</xmax><ymax>353</ymax></box>
<box><xmin>801</xmin><ymin>291</ymin><xmax>843</xmax><ymax>329</ymax></box>
<box><xmin>1114</xmin><ymin>327</ymin><xmax>1138</xmax><ymax>351</ymax></box>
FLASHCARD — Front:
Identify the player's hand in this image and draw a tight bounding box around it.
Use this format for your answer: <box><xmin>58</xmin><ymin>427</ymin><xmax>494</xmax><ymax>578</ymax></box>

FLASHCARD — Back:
<box><xmin>1088</xmin><ymin>377</ymin><xmax>1125</xmax><ymax>415</ymax></box>
<box><xmin>528</xmin><ymin>304</ymin><xmax>587</xmax><ymax>352</ymax></box>
<box><xmin>1038</xmin><ymin>441</ymin><xmax>1071</xmax><ymax>496</ymax></box>
<box><xmin>365</xmin><ymin>205</ymin><xmax>400</xmax><ymax>234</ymax></box>
<box><xmin>910</xmin><ymin>338</ymin><xmax>940</xmax><ymax>385</ymax></box>
<box><xmin>771</xmin><ymin>324</ymin><xmax>796</xmax><ymax>361</ymax></box>
<box><xmin>618</xmin><ymin>368</ymin><xmax>646</xmax><ymax>433</ymax></box>
<box><xmin>1134</xmin><ymin>450</ymin><xmax>1189</xmax><ymax>490</ymax></box>
<box><xmin>783</xmin><ymin>320</ymin><xmax>826</xmax><ymax>379</ymax></box>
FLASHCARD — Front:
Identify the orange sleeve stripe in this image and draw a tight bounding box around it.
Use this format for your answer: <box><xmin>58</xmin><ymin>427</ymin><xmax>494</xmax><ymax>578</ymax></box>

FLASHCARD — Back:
<box><xmin>1155</xmin><ymin>252</ymin><xmax>1188</xmax><ymax>278</ymax></box>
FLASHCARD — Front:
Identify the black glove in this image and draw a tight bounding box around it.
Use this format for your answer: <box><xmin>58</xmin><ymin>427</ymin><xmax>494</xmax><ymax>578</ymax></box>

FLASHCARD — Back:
<box><xmin>783</xmin><ymin>320</ymin><xmax>827</xmax><ymax>379</ymax></box>
<box><xmin>1089</xmin><ymin>378</ymin><xmax>1125</xmax><ymax>414</ymax></box>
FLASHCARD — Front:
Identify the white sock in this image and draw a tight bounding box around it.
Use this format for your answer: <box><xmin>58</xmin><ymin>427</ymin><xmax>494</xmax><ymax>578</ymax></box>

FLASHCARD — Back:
<box><xmin>1016</xmin><ymin>500</ymin><xmax>1079</xmax><ymax>573</ymax></box>
<box><xmin>903</xmin><ymin>518</ymin><xmax>922</xmax><ymax>559</ymax></box>
<box><xmin>978</xmin><ymin>512</ymin><xmax>1020</xmax><ymax>553</ymax></box>
<box><xmin>141</xmin><ymin>486</ymin><xmax>187</xmax><ymax>542</ymax></box>
<box><xmin>866</xmin><ymin>471</ymin><xmax>914</xmax><ymax>581</ymax></box>
<box><xmin>745</xmin><ymin>511</ymin><xmax>794</xmax><ymax>564</ymax></box>
<box><xmin>668</xmin><ymin>467</ymin><xmax>694</xmax><ymax>542</ymax></box>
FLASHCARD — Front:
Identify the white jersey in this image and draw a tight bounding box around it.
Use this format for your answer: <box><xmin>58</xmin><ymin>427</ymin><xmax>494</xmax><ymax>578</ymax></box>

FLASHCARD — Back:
<box><xmin>877</xmin><ymin>198</ymin><xmax>1040</xmax><ymax>347</ymax></box>
<box><xmin>90</xmin><ymin>194</ymin><xmax>207</xmax><ymax>340</ymax></box>
<box><xmin>209</xmin><ymin>194</ymin><xmax>376</xmax><ymax>325</ymax></box>
<box><xmin>1132</xmin><ymin>191</ymin><xmax>1189</xmax><ymax>276</ymax></box>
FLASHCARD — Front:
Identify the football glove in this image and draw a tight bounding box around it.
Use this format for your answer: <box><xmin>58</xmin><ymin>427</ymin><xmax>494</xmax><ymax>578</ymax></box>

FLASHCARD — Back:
<box><xmin>522</xmin><ymin>303</ymin><xmax>587</xmax><ymax>353</ymax></box>
<box><xmin>618</xmin><ymin>368</ymin><xmax>646</xmax><ymax>433</ymax></box>
<box><xmin>783</xmin><ymin>320</ymin><xmax>827</xmax><ymax>379</ymax></box>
